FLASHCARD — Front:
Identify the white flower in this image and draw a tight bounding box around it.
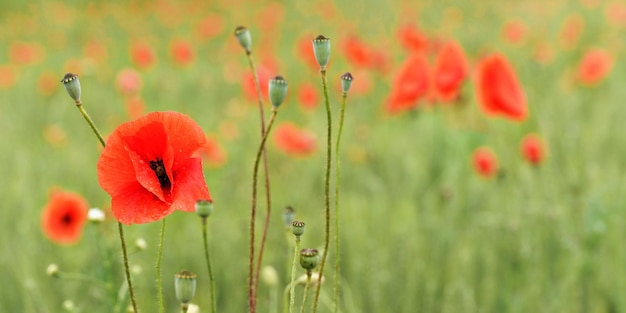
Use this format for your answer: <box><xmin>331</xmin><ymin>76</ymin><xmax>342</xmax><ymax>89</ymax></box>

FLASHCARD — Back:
<box><xmin>88</xmin><ymin>208</ymin><xmax>105</xmax><ymax>223</ymax></box>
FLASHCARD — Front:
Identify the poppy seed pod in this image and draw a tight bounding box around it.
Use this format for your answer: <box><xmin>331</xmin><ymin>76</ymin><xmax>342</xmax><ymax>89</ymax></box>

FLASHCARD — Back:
<box><xmin>282</xmin><ymin>206</ymin><xmax>295</xmax><ymax>229</ymax></box>
<box><xmin>195</xmin><ymin>199</ymin><xmax>214</xmax><ymax>218</ymax></box>
<box><xmin>299</xmin><ymin>248</ymin><xmax>319</xmax><ymax>271</ymax></box>
<box><xmin>175</xmin><ymin>270</ymin><xmax>197</xmax><ymax>305</ymax></box>
<box><xmin>312</xmin><ymin>35</ymin><xmax>331</xmax><ymax>69</ymax></box>
<box><xmin>341</xmin><ymin>72</ymin><xmax>353</xmax><ymax>93</ymax></box>
<box><xmin>291</xmin><ymin>220</ymin><xmax>305</xmax><ymax>237</ymax></box>
<box><xmin>60</xmin><ymin>73</ymin><xmax>81</xmax><ymax>102</ymax></box>
<box><xmin>234</xmin><ymin>26</ymin><xmax>252</xmax><ymax>52</ymax></box>
<box><xmin>268</xmin><ymin>75</ymin><xmax>288</xmax><ymax>108</ymax></box>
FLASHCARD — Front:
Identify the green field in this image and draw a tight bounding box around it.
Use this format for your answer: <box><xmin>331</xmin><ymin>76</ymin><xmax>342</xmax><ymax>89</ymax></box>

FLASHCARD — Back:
<box><xmin>2</xmin><ymin>0</ymin><xmax>626</xmax><ymax>312</ymax></box>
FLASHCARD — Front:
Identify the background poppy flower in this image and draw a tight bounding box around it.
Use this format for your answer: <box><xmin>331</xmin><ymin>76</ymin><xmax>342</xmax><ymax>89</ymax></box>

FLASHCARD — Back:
<box><xmin>475</xmin><ymin>53</ymin><xmax>527</xmax><ymax>121</ymax></box>
<box><xmin>520</xmin><ymin>134</ymin><xmax>546</xmax><ymax>165</ymax></box>
<box><xmin>116</xmin><ymin>68</ymin><xmax>142</xmax><ymax>96</ymax></box>
<box><xmin>170</xmin><ymin>39</ymin><xmax>195</xmax><ymax>66</ymax></box>
<box><xmin>385</xmin><ymin>53</ymin><xmax>430</xmax><ymax>114</ymax></box>
<box><xmin>130</xmin><ymin>42</ymin><xmax>156</xmax><ymax>69</ymax></box>
<box><xmin>397</xmin><ymin>23</ymin><xmax>429</xmax><ymax>53</ymax></box>
<box><xmin>97</xmin><ymin>111</ymin><xmax>211</xmax><ymax>224</ymax></box>
<box><xmin>274</xmin><ymin>122</ymin><xmax>317</xmax><ymax>157</ymax></box>
<box><xmin>472</xmin><ymin>147</ymin><xmax>498</xmax><ymax>179</ymax></box>
<box><xmin>576</xmin><ymin>48</ymin><xmax>613</xmax><ymax>86</ymax></box>
<box><xmin>41</xmin><ymin>188</ymin><xmax>88</xmax><ymax>245</ymax></box>
<box><xmin>432</xmin><ymin>41</ymin><xmax>468</xmax><ymax>102</ymax></box>
<box><xmin>297</xmin><ymin>82</ymin><xmax>319</xmax><ymax>111</ymax></box>
<box><xmin>501</xmin><ymin>19</ymin><xmax>527</xmax><ymax>44</ymax></box>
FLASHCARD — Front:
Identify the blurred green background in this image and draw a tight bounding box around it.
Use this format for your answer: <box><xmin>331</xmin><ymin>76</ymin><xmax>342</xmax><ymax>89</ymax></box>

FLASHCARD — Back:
<box><xmin>2</xmin><ymin>0</ymin><xmax>626</xmax><ymax>312</ymax></box>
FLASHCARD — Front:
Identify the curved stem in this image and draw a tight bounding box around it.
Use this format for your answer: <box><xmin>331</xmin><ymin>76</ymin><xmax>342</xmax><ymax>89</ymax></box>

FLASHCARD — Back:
<box><xmin>156</xmin><ymin>218</ymin><xmax>166</xmax><ymax>313</ymax></box>
<box><xmin>202</xmin><ymin>218</ymin><xmax>218</xmax><ymax>313</ymax></box>
<box><xmin>246</xmin><ymin>51</ymin><xmax>274</xmax><ymax>302</ymax></box>
<box><xmin>249</xmin><ymin>109</ymin><xmax>279</xmax><ymax>313</ymax></box>
<box><xmin>73</xmin><ymin>100</ymin><xmax>138</xmax><ymax>312</ymax></box>
<box><xmin>288</xmin><ymin>236</ymin><xmax>301</xmax><ymax>313</ymax></box>
<box><xmin>300</xmin><ymin>273</ymin><xmax>312</xmax><ymax>313</ymax></box>
<box><xmin>333</xmin><ymin>92</ymin><xmax>348</xmax><ymax>313</ymax></box>
<box><xmin>312</xmin><ymin>69</ymin><xmax>332</xmax><ymax>313</ymax></box>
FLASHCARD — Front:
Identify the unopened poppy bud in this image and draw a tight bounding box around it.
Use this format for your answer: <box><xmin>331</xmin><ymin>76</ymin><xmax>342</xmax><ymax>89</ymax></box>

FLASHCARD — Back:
<box><xmin>268</xmin><ymin>75</ymin><xmax>288</xmax><ymax>108</ymax></box>
<box><xmin>341</xmin><ymin>72</ymin><xmax>353</xmax><ymax>93</ymax></box>
<box><xmin>291</xmin><ymin>221</ymin><xmax>305</xmax><ymax>238</ymax></box>
<box><xmin>88</xmin><ymin>208</ymin><xmax>105</xmax><ymax>223</ymax></box>
<box><xmin>261</xmin><ymin>265</ymin><xmax>279</xmax><ymax>287</ymax></box>
<box><xmin>60</xmin><ymin>73</ymin><xmax>81</xmax><ymax>102</ymax></box>
<box><xmin>175</xmin><ymin>270</ymin><xmax>197</xmax><ymax>305</ymax></box>
<box><xmin>234</xmin><ymin>26</ymin><xmax>252</xmax><ymax>52</ymax></box>
<box><xmin>282</xmin><ymin>206</ymin><xmax>295</xmax><ymax>228</ymax></box>
<box><xmin>134</xmin><ymin>238</ymin><xmax>147</xmax><ymax>251</ymax></box>
<box><xmin>62</xmin><ymin>300</ymin><xmax>75</xmax><ymax>312</ymax></box>
<box><xmin>312</xmin><ymin>35</ymin><xmax>331</xmax><ymax>69</ymax></box>
<box><xmin>195</xmin><ymin>199</ymin><xmax>213</xmax><ymax>218</ymax></box>
<box><xmin>46</xmin><ymin>264</ymin><xmax>59</xmax><ymax>277</ymax></box>
<box><xmin>299</xmin><ymin>248</ymin><xmax>319</xmax><ymax>271</ymax></box>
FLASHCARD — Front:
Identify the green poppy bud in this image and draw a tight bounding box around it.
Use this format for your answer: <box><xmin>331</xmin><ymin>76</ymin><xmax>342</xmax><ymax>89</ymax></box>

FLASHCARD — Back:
<box><xmin>291</xmin><ymin>220</ymin><xmax>305</xmax><ymax>238</ymax></box>
<box><xmin>60</xmin><ymin>73</ymin><xmax>81</xmax><ymax>102</ymax></box>
<box><xmin>312</xmin><ymin>35</ymin><xmax>331</xmax><ymax>69</ymax></box>
<box><xmin>195</xmin><ymin>199</ymin><xmax>214</xmax><ymax>218</ymax></box>
<box><xmin>268</xmin><ymin>75</ymin><xmax>288</xmax><ymax>108</ymax></box>
<box><xmin>175</xmin><ymin>270</ymin><xmax>197</xmax><ymax>305</ymax></box>
<box><xmin>234</xmin><ymin>26</ymin><xmax>252</xmax><ymax>52</ymax></box>
<box><xmin>299</xmin><ymin>248</ymin><xmax>319</xmax><ymax>271</ymax></box>
<box><xmin>341</xmin><ymin>72</ymin><xmax>353</xmax><ymax>93</ymax></box>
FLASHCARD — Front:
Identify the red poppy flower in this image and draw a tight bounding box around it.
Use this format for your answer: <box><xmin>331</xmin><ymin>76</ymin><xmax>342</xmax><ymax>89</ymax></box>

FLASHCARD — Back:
<box><xmin>83</xmin><ymin>40</ymin><xmax>108</xmax><ymax>64</ymax></box>
<box><xmin>41</xmin><ymin>188</ymin><xmax>88</xmax><ymax>245</ymax></box>
<box><xmin>97</xmin><ymin>111</ymin><xmax>211</xmax><ymax>224</ymax></box>
<box><xmin>472</xmin><ymin>147</ymin><xmax>498</xmax><ymax>179</ymax></box>
<box><xmin>475</xmin><ymin>53</ymin><xmax>527</xmax><ymax>121</ymax></box>
<box><xmin>116</xmin><ymin>68</ymin><xmax>142</xmax><ymax>96</ymax></box>
<box><xmin>397</xmin><ymin>23</ymin><xmax>429</xmax><ymax>53</ymax></box>
<box><xmin>385</xmin><ymin>53</ymin><xmax>430</xmax><ymax>114</ymax></box>
<box><xmin>501</xmin><ymin>19</ymin><xmax>527</xmax><ymax>44</ymax></box>
<box><xmin>520</xmin><ymin>134</ymin><xmax>546</xmax><ymax>165</ymax></box>
<box><xmin>9</xmin><ymin>41</ymin><xmax>45</xmax><ymax>65</ymax></box>
<box><xmin>559</xmin><ymin>14</ymin><xmax>584</xmax><ymax>50</ymax></box>
<box><xmin>342</xmin><ymin>36</ymin><xmax>373</xmax><ymax>68</ymax></box>
<box><xmin>38</xmin><ymin>71</ymin><xmax>59</xmax><ymax>96</ymax></box>
<box><xmin>298</xmin><ymin>83</ymin><xmax>319</xmax><ymax>111</ymax></box>
<box><xmin>130</xmin><ymin>43</ymin><xmax>156</xmax><ymax>69</ymax></box>
<box><xmin>606</xmin><ymin>2</ymin><xmax>626</xmax><ymax>28</ymax></box>
<box><xmin>296</xmin><ymin>35</ymin><xmax>320</xmax><ymax>70</ymax></box>
<box><xmin>274</xmin><ymin>122</ymin><xmax>317</xmax><ymax>157</ymax></box>
<box><xmin>170</xmin><ymin>39</ymin><xmax>194</xmax><ymax>66</ymax></box>
<box><xmin>195</xmin><ymin>13</ymin><xmax>224</xmax><ymax>41</ymax></box>
<box><xmin>432</xmin><ymin>41</ymin><xmax>468</xmax><ymax>103</ymax></box>
<box><xmin>243</xmin><ymin>62</ymin><xmax>274</xmax><ymax>102</ymax></box>
<box><xmin>576</xmin><ymin>48</ymin><xmax>613</xmax><ymax>86</ymax></box>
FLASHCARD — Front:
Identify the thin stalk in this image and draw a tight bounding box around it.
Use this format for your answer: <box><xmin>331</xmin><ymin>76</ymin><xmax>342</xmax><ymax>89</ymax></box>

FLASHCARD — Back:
<box><xmin>245</xmin><ymin>49</ymin><xmax>274</xmax><ymax>312</ymax></box>
<box><xmin>300</xmin><ymin>273</ymin><xmax>312</xmax><ymax>313</ymax></box>
<box><xmin>156</xmin><ymin>218</ymin><xmax>166</xmax><ymax>313</ymax></box>
<box><xmin>74</xmin><ymin>100</ymin><xmax>138</xmax><ymax>312</ymax></box>
<box><xmin>288</xmin><ymin>236</ymin><xmax>302</xmax><ymax>313</ymax></box>
<box><xmin>249</xmin><ymin>109</ymin><xmax>279</xmax><ymax>313</ymax></box>
<box><xmin>312</xmin><ymin>69</ymin><xmax>332</xmax><ymax>313</ymax></box>
<box><xmin>202</xmin><ymin>217</ymin><xmax>218</xmax><ymax>313</ymax></box>
<box><xmin>333</xmin><ymin>92</ymin><xmax>348</xmax><ymax>313</ymax></box>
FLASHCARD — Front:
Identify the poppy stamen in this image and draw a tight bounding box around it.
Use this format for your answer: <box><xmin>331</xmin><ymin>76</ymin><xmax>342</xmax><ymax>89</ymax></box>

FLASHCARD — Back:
<box><xmin>61</xmin><ymin>213</ymin><xmax>73</xmax><ymax>225</ymax></box>
<box><xmin>149</xmin><ymin>158</ymin><xmax>171</xmax><ymax>188</ymax></box>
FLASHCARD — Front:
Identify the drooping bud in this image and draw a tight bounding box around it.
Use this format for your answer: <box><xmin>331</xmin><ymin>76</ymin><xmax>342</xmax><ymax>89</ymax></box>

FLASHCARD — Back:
<box><xmin>234</xmin><ymin>26</ymin><xmax>252</xmax><ymax>52</ymax></box>
<box><xmin>291</xmin><ymin>221</ymin><xmax>305</xmax><ymax>238</ymax></box>
<box><xmin>299</xmin><ymin>248</ymin><xmax>319</xmax><ymax>271</ymax></box>
<box><xmin>268</xmin><ymin>75</ymin><xmax>288</xmax><ymax>108</ymax></box>
<box><xmin>282</xmin><ymin>206</ymin><xmax>295</xmax><ymax>228</ymax></box>
<box><xmin>312</xmin><ymin>35</ymin><xmax>331</xmax><ymax>69</ymax></box>
<box><xmin>195</xmin><ymin>199</ymin><xmax>214</xmax><ymax>218</ymax></box>
<box><xmin>341</xmin><ymin>72</ymin><xmax>353</xmax><ymax>93</ymax></box>
<box><xmin>175</xmin><ymin>270</ymin><xmax>197</xmax><ymax>306</ymax></box>
<box><xmin>60</xmin><ymin>73</ymin><xmax>81</xmax><ymax>102</ymax></box>
<box><xmin>134</xmin><ymin>238</ymin><xmax>147</xmax><ymax>251</ymax></box>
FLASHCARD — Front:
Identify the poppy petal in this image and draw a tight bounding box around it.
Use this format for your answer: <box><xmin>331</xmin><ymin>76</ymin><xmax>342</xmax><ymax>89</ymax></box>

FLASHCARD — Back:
<box><xmin>170</xmin><ymin>157</ymin><xmax>211</xmax><ymax>212</ymax></box>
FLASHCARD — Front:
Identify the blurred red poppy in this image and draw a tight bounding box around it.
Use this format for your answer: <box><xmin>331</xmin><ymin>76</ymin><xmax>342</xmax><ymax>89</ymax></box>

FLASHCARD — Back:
<box><xmin>385</xmin><ymin>53</ymin><xmax>430</xmax><ymax>114</ymax></box>
<box><xmin>559</xmin><ymin>14</ymin><xmax>584</xmax><ymax>50</ymax></box>
<box><xmin>501</xmin><ymin>19</ymin><xmax>527</xmax><ymax>44</ymax></box>
<box><xmin>97</xmin><ymin>111</ymin><xmax>211</xmax><ymax>224</ymax></box>
<box><xmin>576</xmin><ymin>48</ymin><xmax>613</xmax><ymax>86</ymax></box>
<box><xmin>198</xmin><ymin>135</ymin><xmax>228</xmax><ymax>168</ymax></box>
<box><xmin>0</xmin><ymin>65</ymin><xmax>17</xmax><ymax>89</ymax></box>
<box><xmin>274</xmin><ymin>122</ymin><xmax>317</xmax><ymax>157</ymax></box>
<box><xmin>83</xmin><ymin>40</ymin><xmax>108</xmax><ymax>63</ymax></box>
<box><xmin>170</xmin><ymin>39</ymin><xmax>194</xmax><ymax>66</ymax></box>
<box><xmin>116</xmin><ymin>68</ymin><xmax>142</xmax><ymax>96</ymax></box>
<box><xmin>342</xmin><ymin>36</ymin><xmax>373</xmax><ymax>68</ymax></box>
<box><xmin>9</xmin><ymin>41</ymin><xmax>45</xmax><ymax>65</ymax></box>
<box><xmin>520</xmin><ymin>134</ymin><xmax>546</xmax><ymax>165</ymax></box>
<box><xmin>475</xmin><ymin>53</ymin><xmax>527</xmax><ymax>121</ymax></box>
<box><xmin>472</xmin><ymin>147</ymin><xmax>498</xmax><ymax>179</ymax></box>
<box><xmin>195</xmin><ymin>13</ymin><xmax>224</xmax><ymax>41</ymax></box>
<box><xmin>298</xmin><ymin>83</ymin><xmax>319</xmax><ymax>111</ymax></box>
<box><xmin>606</xmin><ymin>2</ymin><xmax>626</xmax><ymax>28</ymax></box>
<box><xmin>243</xmin><ymin>62</ymin><xmax>274</xmax><ymax>102</ymax></box>
<box><xmin>38</xmin><ymin>71</ymin><xmax>59</xmax><ymax>96</ymax></box>
<box><xmin>432</xmin><ymin>41</ymin><xmax>468</xmax><ymax>102</ymax></box>
<box><xmin>41</xmin><ymin>188</ymin><xmax>88</xmax><ymax>245</ymax></box>
<box><xmin>397</xmin><ymin>23</ymin><xmax>429</xmax><ymax>53</ymax></box>
<box><xmin>297</xmin><ymin>35</ymin><xmax>321</xmax><ymax>70</ymax></box>
<box><xmin>130</xmin><ymin>43</ymin><xmax>156</xmax><ymax>69</ymax></box>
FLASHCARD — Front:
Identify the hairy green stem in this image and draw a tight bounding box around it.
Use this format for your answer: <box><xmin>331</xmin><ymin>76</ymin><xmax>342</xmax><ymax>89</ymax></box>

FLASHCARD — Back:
<box><xmin>312</xmin><ymin>69</ymin><xmax>332</xmax><ymax>313</ymax></box>
<box><xmin>249</xmin><ymin>109</ymin><xmax>279</xmax><ymax>313</ymax></box>
<box><xmin>288</xmin><ymin>236</ymin><xmax>301</xmax><ymax>313</ymax></box>
<box><xmin>156</xmin><ymin>219</ymin><xmax>166</xmax><ymax>313</ymax></box>
<box><xmin>74</xmin><ymin>100</ymin><xmax>138</xmax><ymax>312</ymax></box>
<box><xmin>333</xmin><ymin>92</ymin><xmax>348</xmax><ymax>312</ymax></box>
<box><xmin>300</xmin><ymin>273</ymin><xmax>312</xmax><ymax>313</ymax></box>
<box><xmin>202</xmin><ymin>217</ymin><xmax>218</xmax><ymax>313</ymax></box>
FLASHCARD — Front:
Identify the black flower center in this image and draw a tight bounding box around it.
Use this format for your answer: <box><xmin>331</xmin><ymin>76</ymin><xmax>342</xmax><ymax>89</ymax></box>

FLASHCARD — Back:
<box><xmin>61</xmin><ymin>213</ymin><xmax>73</xmax><ymax>226</ymax></box>
<box><xmin>149</xmin><ymin>158</ymin><xmax>171</xmax><ymax>188</ymax></box>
